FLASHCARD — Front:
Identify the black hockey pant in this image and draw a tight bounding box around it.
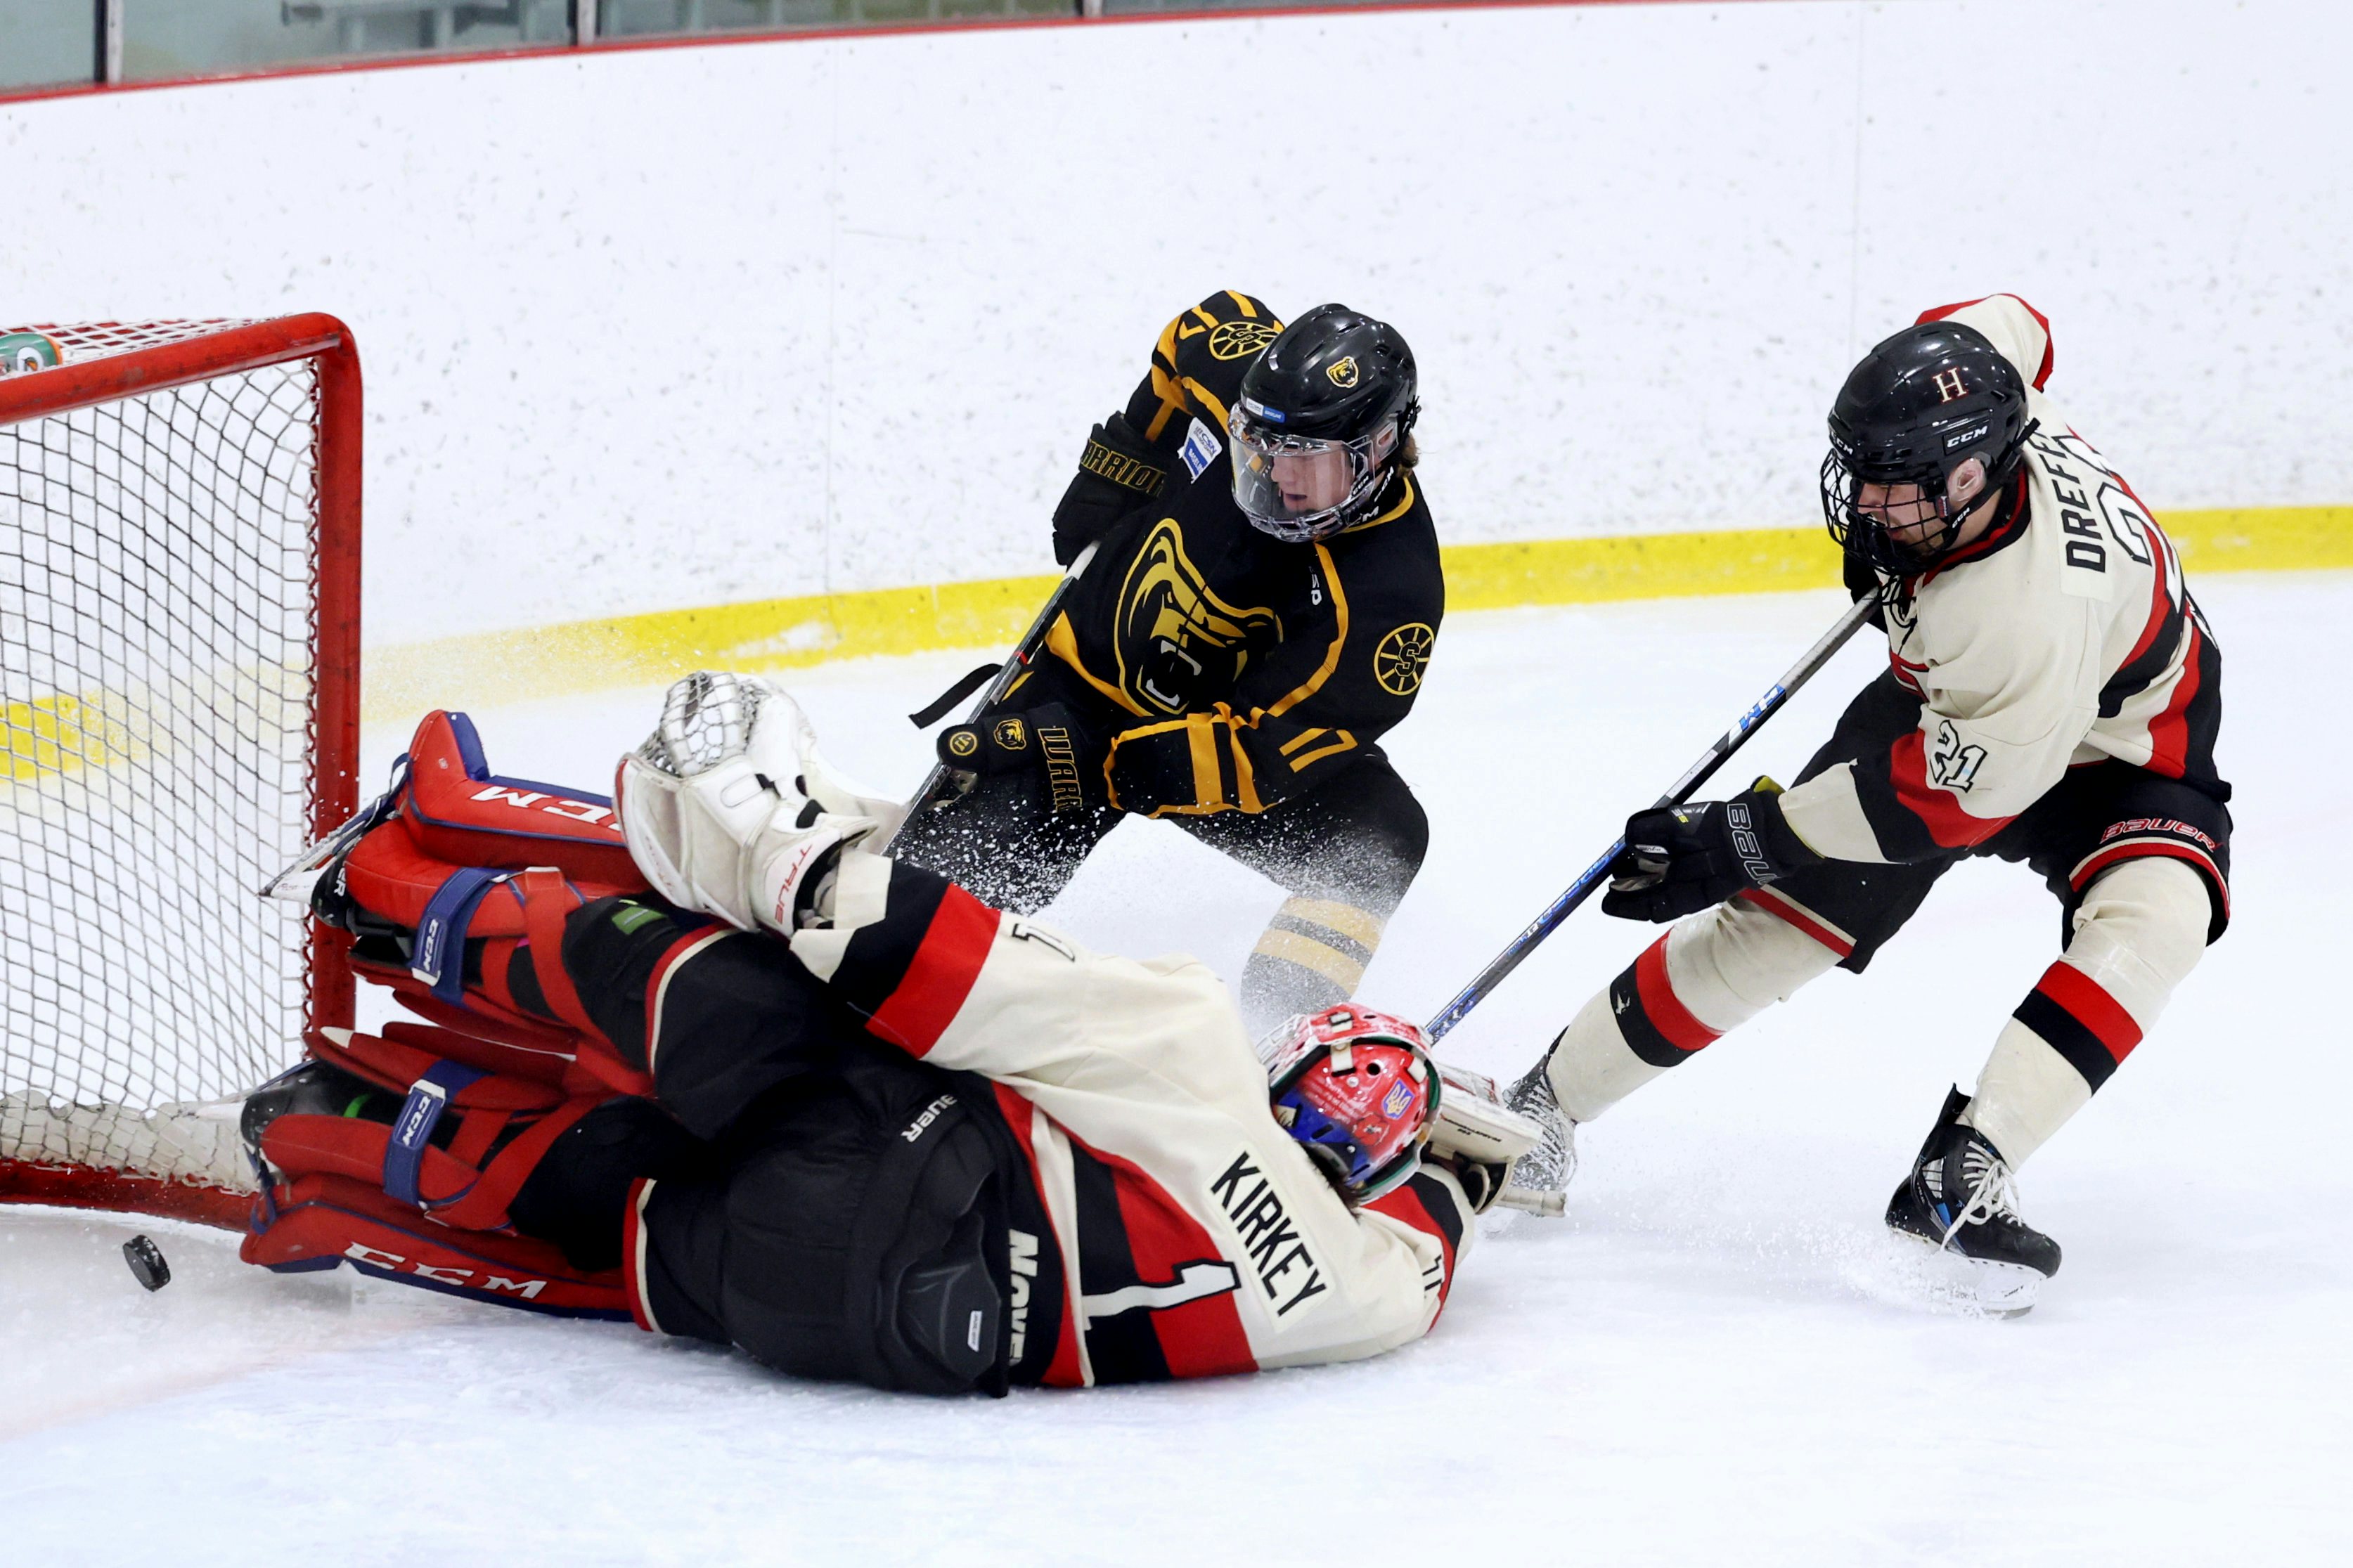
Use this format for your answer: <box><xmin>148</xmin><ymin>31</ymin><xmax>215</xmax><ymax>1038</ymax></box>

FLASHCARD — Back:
<box><xmin>511</xmin><ymin>898</ymin><xmax>1063</xmax><ymax>1394</ymax></box>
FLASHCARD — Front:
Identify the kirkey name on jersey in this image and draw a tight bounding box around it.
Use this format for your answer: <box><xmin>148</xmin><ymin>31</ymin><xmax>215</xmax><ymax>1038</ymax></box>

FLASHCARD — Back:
<box><xmin>1210</xmin><ymin>1151</ymin><xmax>1330</xmax><ymax>1316</ymax></box>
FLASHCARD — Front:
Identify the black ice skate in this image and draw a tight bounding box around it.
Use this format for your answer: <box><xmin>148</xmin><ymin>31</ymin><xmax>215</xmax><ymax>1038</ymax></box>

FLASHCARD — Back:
<box><xmin>240</xmin><ymin>1058</ymin><xmax>389</xmax><ymax>1174</ymax></box>
<box><xmin>1885</xmin><ymin>1086</ymin><xmax>2061</xmax><ymax>1317</ymax></box>
<box><xmin>1495</xmin><ymin>1056</ymin><xmax>1576</xmax><ymax>1217</ymax></box>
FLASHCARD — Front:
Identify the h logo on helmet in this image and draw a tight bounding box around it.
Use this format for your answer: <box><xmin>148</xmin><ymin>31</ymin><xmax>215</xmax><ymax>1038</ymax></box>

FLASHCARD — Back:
<box><xmin>1933</xmin><ymin>368</ymin><xmax>1968</xmax><ymax>403</ymax></box>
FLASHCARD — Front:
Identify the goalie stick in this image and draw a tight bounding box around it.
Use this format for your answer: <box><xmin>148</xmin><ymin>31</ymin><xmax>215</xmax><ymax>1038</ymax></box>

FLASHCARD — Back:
<box><xmin>1424</xmin><ymin>593</ymin><xmax>1877</xmax><ymax>1044</ymax></box>
<box><xmin>881</xmin><ymin>540</ymin><xmax>1100</xmax><ymax>853</ymax></box>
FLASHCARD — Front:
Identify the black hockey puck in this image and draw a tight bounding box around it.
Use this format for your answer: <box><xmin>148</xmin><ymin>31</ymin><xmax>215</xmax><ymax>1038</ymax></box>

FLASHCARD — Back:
<box><xmin>123</xmin><ymin>1234</ymin><xmax>171</xmax><ymax>1292</ymax></box>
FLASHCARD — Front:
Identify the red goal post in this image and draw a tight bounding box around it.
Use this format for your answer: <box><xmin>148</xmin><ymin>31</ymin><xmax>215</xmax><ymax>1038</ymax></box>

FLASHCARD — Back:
<box><xmin>0</xmin><ymin>315</ymin><xmax>362</xmax><ymax>1228</ymax></box>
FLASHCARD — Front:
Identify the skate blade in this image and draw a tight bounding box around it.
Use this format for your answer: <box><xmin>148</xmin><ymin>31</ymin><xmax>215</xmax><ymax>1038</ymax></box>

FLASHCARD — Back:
<box><xmin>1885</xmin><ymin>1228</ymin><xmax>2042</xmax><ymax>1318</ymax></box>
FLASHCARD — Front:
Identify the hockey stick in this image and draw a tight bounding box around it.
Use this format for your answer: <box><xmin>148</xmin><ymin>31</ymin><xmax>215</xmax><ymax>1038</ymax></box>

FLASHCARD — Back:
<box><xmin>877</xmin><ymin>540</ymin><xmax>1100</xmax><ymax>853</ymax></box>
<box><xmin>1423</xmin><ymin>593</ymin><xmax>1877</xmax><ymax>1044</ymax></box>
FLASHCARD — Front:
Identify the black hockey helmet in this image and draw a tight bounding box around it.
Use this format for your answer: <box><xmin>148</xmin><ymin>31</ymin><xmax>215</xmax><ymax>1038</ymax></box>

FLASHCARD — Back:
<box><xmin>1819</xmin><ymin>320</ymin><xmax>2033</xmax><ymax>574</ymax></box>
<box><xmin>1229</xmin><ymin>304</ymin><xmax>1419</xmax><ymax>542</ymax></box>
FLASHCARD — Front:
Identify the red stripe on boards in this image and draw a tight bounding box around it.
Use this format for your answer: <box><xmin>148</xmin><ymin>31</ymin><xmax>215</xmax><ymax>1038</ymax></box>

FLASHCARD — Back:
<box><xmin>868</xmin><ymin>885</ymin><xmax>1001</xmax><ymax>1056</ymax></box>
<box><xmin>2034</xmin><ymin>961</ymin><xmax>2144</xmax><ymax>1065</ymax></box>
<box><xmin>1633</xmin><ymin>937</ymin><xmax>1720</xmax><ymax>1053</ymax></box>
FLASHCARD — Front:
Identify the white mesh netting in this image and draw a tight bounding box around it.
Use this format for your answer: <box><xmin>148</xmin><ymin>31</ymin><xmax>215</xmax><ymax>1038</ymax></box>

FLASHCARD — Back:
<box><xmin>2</xmin><ymin>320</ymin><xmax>330</xmax><ymax>1203</ymax></box>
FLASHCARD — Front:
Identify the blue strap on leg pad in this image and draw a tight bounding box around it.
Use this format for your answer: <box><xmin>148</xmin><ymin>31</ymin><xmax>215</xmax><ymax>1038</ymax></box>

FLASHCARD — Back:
<box><xmin>382</xmin><ymin>1059</ymin><xmax>491</xmax><ymax>1209</ymax></box>
<box><xmin>411</xmin><ymin>866</ymin><xmax>513</xmax><ymax>1003</ymax></box>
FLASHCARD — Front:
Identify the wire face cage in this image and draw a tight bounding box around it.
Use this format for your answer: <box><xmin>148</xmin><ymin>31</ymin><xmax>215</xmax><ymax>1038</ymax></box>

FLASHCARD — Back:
<box><xmin>0</xmin><ymin>316</ymin><xmax>361</xmax><ymax>1226</ymax></box>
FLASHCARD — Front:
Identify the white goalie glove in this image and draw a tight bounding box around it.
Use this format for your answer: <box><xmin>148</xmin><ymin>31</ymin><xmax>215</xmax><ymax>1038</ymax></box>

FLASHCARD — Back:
<box><xmin>1424</xmin><ymin>1061</ymin><xmax>1549</xmax><ymax>1214</ymax></box>
<box><xmin>615</xmin><ymin>672</ymin><xmax>902</xmax><ymax>934</ymax></box>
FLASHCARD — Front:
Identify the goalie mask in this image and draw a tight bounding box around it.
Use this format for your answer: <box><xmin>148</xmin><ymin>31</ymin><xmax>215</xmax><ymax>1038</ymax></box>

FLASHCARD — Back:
<box><xmin>1262</xmin><ymin>1004</ymin><xmax>1440</xmax><ymax>1203</ymax></box>
<box><xmin>1228</xmin><ymin>305</ymin><xmax>1418</xmax><ymax>543</ymax></box>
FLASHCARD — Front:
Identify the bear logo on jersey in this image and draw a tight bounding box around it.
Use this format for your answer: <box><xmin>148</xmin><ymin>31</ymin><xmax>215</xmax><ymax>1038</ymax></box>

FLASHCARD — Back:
<box><xmin>1374</xmin><ymin>623</ymin><xmax>1435</xmax><ymax>696</ymax></box>
<box><xmin>1114</xmin><ymin>519</ymin><xmax>1281</xmax><ymax>714</ymax></box>
<box><xmin>1208</xmin><ymin>319</ymin><xmax>1281</xmax><ymax>362</ymax></box>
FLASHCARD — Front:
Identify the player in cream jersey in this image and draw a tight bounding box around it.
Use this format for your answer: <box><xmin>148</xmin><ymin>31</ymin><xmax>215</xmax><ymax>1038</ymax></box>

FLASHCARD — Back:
<box><xmin>243</xmin><ymin>677</ymin><xmax>1534</xmax><ymax>1393</ymax></box>
<box><xmin>1507</xmin><ymin>296</ymin><xmax>2229</xmax><ymax>1313</ymax></box>
<box><xmin>1779</xmin><ymin>294</ymin><xmax>2220</xmax><ymax>857</ymax></box>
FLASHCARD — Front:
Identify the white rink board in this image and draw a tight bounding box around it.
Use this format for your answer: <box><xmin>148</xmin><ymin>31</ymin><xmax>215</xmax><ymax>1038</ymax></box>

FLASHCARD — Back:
<box><xmin>4</xmin><ymin>0</ymin><xmax>2350</xmax><ymax>647</ymax></box>
<box><xmin>2</xmin><ymin>575</ymin><xmax>2347</xmax><ymax>1564</ymax></box>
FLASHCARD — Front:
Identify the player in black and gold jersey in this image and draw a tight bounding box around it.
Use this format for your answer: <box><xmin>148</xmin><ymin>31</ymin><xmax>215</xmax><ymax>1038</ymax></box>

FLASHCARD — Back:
<box><xmin>893</xmin><ymin>291</ymin><xmax>1445</xmax><ymax>1035</ymax></box>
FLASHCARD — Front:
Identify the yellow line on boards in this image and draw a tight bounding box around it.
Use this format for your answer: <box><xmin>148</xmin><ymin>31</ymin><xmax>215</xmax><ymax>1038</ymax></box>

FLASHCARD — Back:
<box><xmin>363</xmin><ymin>506</ymin><xmax>2352</xmax><ymax>718</ymax></box>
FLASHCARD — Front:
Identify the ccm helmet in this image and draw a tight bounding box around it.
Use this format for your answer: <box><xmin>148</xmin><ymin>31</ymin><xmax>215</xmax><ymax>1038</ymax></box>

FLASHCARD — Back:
<box><xmin>1262</xmin><ymin>1004</ymin><xmax>1439</xmax><ymax>1203</ymax></box>
<box><xmin>1820</xmin><ymin>320</ymin><xmax>2033</xmax><ymax>574</ymax></box>
<box><xmin>1229</xmin><ymin>305</ymin><xmax>1418</xmax><ymax>543</ymax></box>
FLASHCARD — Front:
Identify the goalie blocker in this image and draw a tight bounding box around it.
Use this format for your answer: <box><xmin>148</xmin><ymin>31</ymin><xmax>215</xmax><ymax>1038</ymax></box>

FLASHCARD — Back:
<box><xmin>245</xmin><ymin>701</ymin><xmax>1536</xmax><ymax>1394</ymax></box>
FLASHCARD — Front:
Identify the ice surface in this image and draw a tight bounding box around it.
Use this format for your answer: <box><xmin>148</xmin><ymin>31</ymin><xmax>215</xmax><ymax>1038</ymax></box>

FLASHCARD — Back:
<box><xmin>4</xmin><ymin>580</ymin><xmax>2348</xmax><ymax>1564</ymax></box>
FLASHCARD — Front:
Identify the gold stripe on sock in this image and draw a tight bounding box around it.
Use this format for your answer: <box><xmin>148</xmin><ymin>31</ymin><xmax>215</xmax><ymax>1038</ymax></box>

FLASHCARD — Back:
<box><xmin>1274</xmin><ymin>897</ymin><xmax>1386</xmax><ymax>949</ymax></box>
<box><xmin>1251</xmin><ymin>928</ymin><xmax>1368</xmax><ymax>992</ymax></box>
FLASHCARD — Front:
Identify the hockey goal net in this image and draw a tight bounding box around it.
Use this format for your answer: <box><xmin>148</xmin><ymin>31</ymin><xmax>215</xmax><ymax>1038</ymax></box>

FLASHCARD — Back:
<box><xmin>0</xmin><ymin>316</ymin><xmax>360</xmax><ymax>1229</ymax></box>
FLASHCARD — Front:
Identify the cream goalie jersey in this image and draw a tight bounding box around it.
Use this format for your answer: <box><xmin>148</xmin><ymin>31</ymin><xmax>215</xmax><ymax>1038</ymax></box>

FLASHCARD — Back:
<box><xmin>1779</xmin><ymin>294</ymin><xmax>2224</xmax><ymax>866</ymax></box>
<box><xmin>757</xmin><ymin>849</ymin><xmax>1476</xmax><ymax>1385</ymax></box>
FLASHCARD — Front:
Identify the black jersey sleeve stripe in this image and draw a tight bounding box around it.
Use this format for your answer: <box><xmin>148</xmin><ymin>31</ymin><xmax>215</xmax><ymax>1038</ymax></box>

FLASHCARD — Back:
<box><xmin>2098</xmin><ymin>595</ymin><xmax>2186</xmax><ymax>718</ymax></box>
<box><xmin>822</xmin><ymin>859</ymin><xmax>955</xmax><ymax>1021</ymax></box>
<box><xmin>1404</xmin><ymin>1170</ymin><xmax>1466</xmax><ymax>1255</ymax></box>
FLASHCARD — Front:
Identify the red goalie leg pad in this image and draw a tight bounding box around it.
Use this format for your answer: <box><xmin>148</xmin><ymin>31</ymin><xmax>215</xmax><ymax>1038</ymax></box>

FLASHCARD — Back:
<box><xmin>242</xmin><ymin>1172</ymin><xmax>629</xmax><ymax>1319</ymax></box>
<box><xmin>272</xmin><ymin>1025</ymin><xmax>612</xmax><ymax>1231</ymax></box>
<box><xmin>396</xmin><ymin>708</ymin><xmax>645</xmax><ymax>888</ymax></box>
<box><xmin>312</xmin><ymin>1019</ymin><xmax>577</xmax><ymax>1101</ymax></box>
<box><xmin>341</xmin><ymin>812</ymin><xmax>632</xmax><ymax>949</ymax></box>
<box><xmin>332</xmin><ymin>811</ymin><xmax>655</xmax><ymax>1096</ymax></box>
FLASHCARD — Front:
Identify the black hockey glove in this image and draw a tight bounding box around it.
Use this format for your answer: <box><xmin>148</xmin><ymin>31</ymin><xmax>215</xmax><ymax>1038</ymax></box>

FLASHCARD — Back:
<box><xmin>1050</xmin><ymin>413</ymin><xmax>1167</xmax><ymax>566</ymax></box>
<box><xmin>1600</xmin><ymin>779</ymin><xmax>1822</xmax><ymax>924</ymax></box>
<box><xmin>936</xmin><ymin>703</ymin><xmax>1104</xmax><ymax>817</ymax></box>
